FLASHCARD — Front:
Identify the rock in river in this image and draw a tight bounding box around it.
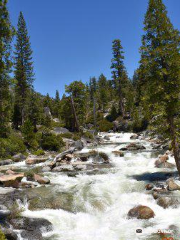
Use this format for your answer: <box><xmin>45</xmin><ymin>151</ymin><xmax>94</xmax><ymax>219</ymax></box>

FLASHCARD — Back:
<box><xmin>0</xmin><ymin>173</ymin><xmax>24</xmax><ymax>188</ymax></box>
<box><xmin>128</xmin><ymin>205</ymin><xmax>155</xmax><ymax>219</ymax></box>
<box><xmin>26</xmin><ymin>156</ymin><xmax>49</xmax><ymax>165</ymax></box>
<box><xmin>167</xmin><ymin>178</ymin><xmax>180</xmax><ymax>191</ymax></box>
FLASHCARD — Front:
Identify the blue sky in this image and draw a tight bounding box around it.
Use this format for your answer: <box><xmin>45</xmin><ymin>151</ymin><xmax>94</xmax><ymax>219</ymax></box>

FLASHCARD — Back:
<box><xmin>8</xmin><ymin>0</ymin><xmax>180</xmax><ymax>98</ymax></box>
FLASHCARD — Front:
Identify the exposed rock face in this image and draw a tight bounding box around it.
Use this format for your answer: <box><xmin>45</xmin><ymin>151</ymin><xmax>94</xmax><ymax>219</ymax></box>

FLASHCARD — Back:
<box><xmin>12</xmin><ymin>153</ymin><xmax>26</xmax><ymax>162</ymax></box>
<box><xmin>34</xmin><ymin>174</ymin><xmax>50</xmax><ymax>184</ymax></box>
<box><xmin>128</xmin><ymin>205</ymin><xmax>155</xmax><ymax>219</ymax></box>
<box><xmin>167</xmin><ymin>178</ymin><xmax>180</xmax><ymax>191</ymax></box>
<box><xmin>0</xmin><ymin>159</ymin><xmax>13</xmax><ymax>166</ymax></box>
<box><xmin>51</xmin><ymin>127</ymin><xmax>69</xmax><ymax>135</ymax></box>
<box><xmin>26</xmin><ymin>156</ymin><xmax>49</xmax><ymax>165</ymax></box>
<box><xmin>44</xmin><ymin>107</ymin><xmax>52</xmax><ymax>118</ymax></box>
<box><xmin>0</xmin><ymin>173</ymin><xmax>24</xmax><ymax>188</ymax></box>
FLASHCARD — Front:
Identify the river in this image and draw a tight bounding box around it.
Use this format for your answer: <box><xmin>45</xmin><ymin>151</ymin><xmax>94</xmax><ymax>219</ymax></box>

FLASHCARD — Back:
<box><xmin>18</xmin><ymin>132</ymin><xmax>180</xmax><ymax>240</ymax></box>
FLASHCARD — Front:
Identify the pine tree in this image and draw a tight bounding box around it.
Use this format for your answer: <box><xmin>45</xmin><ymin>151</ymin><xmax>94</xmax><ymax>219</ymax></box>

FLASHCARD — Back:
<box><xmin>0</xmin><ymin>0</ymin><xmax>14</xmax><ymax>137</ymax></box>
<box><xmin>13</xmin><ymin>11</ymin><xmax>34</xmax><ymax>128</ymax></box>
<box><xmin>140</xmin><ymin>0</ymin><xmax>180</xmax><ymax>175</ymax></box>
<box><xmin>65</xmin><ymin>81</ymin><xmax>87</xmax><ymax>131</ymax></box>
<box><xmin>111</xmin><ymin>39</ymin><xmax>128</xmax><ymax>117</ymax></box>
<box><xmin>98</xmin><ymin>74</ymin><xmax>109</xmax><ymax>112</ymax></box>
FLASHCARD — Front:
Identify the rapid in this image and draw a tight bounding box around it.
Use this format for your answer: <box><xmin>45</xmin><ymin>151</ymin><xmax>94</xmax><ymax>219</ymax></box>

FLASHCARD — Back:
<box><xmin>19</xmin><ymin>133</ymin><xmax>180</xmax><ymax>240</ymax></box>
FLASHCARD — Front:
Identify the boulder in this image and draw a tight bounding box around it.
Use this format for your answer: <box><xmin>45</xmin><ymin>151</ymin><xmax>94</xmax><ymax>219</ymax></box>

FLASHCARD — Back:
<box><xmin>112</xmin><ymin>151</ymin><xmax>124</xmax><ymax>157</ymax></box>
<box><xmin>52</xmin><ymin>165</ymin><xmax>74</xmax><ymax>172</ymax></box>
<box><xmin>34</xmin><ymin>174</ymin><xmax>50</xmax><ymax>184</ymax></box>
<box><xmin>6</xmin><ymin>170</ymin><xmax>16</xmax><ymax>175</ymax></box>
<box><xmin>26</xmin><ymin>156</ymin><xmax>49</xmax><ymax>165</ymax></box>
<box><xmin>2</xmin><ymin>228</ymin><xmax>18</xmax><ymax>240</ymax></box>
<box><xmin>130</xmin><ymin>134</ymin><xmax>138</xmax><ymax>140</ymax></box>
<box><xmin>0</xmin><ymin>159</ymin><xmax>13</xmax><ymax>166</ymax></box>
<box><xmin>0</xmin><ymin>205</ymin><xmax>11</xmax><ymax>219</ymax></box>
<box><xmin>74</xmin><ymin>140</ymin><xmax>84</xmax><ymax>151</ymax></box>
<box><xmin>121</xmin><ymin>143</ymin><xmax>146</xmax><ymax>151</ymax></box>
<box><xmin>128</xmin><ymin>205</ymin><xmax>155</xmax><ymax>219</ymax></box>
<box><xmin>42</xmin><ymin>166</ymin><xmax>51</xmax><ymax>172</ymax></box>
<box><xmin>44</xmin><ymin>107</ymin><xmax>52</xmax><ymax>118</ymax></box>
<box><xmin>155</xmin><ymin>160</ymin><xmax>175</xmax><ymax>169</ymax></box>
<box><xmin>145</xmin><ymin>184</ymin><xmax>154</xmax><ymax>191</ymax></box>
<box><xmin>104</xmin><ymin>136</ymin><xmax>110</xmax><ymax>141</ymax></box>
<box><xmin>10</xmin><ymin>217</ymin><xmax>53</xmax><ymax>233</ymax></box>
<box><xmin>167</xmin><ymin>178</ymin><xmax>180</xmax><ymax>191</ymax></box>
<box><xmin>12</xmin><ymin>153</ymin><xmax>26</xmax><ymax>162</ymax></box>
<box><xmin>157</xmin><ymin>197</ymin><xmax>175</xmax><ymax>209</ymax></box>
<box><xmin>51</xmin><ymin>127</ymin><xmax>69</xmax><ymax>135</ymax></box>
<box><xmin>74</xmin><ymin>164</ymin><xmax>87</xmax><ymax>171</ymax></box>
<box><xmin>0</xmin><ymin>173</ymin><xmax>24</xmax><ymax>188</ymax></box>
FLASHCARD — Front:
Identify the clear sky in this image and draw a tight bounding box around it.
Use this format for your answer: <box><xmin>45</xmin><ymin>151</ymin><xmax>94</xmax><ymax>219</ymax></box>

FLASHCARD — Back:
<box><xmin>8</xmin><ymin>0</ymin><xmax>180</xmax><ymax>98</ymax></box>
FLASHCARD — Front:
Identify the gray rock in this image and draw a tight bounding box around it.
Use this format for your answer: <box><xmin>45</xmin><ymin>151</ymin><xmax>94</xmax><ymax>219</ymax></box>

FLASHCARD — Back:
<box><xmin>157</xmin><ymin>197</ymin><xmax>176</xmax><ymax>209</ymax></box>
<box><xmin>104</xmin><ymin>136</ymin><xmax>110</xmax><ymax>141</ymax></box>
<box><xmin>52</xmin><ymin>127</ymin><xmax>69</xmax><ymax>135</ymax></box>
<box><xmin>52</xmin><ymin>165</ymin><xmax>74</xmax><ymax>172</ymax></box>
<box><xmin>0</xmin><ymin>159</ymin><xmax>13</xmax><ymax>166</ymax></box>
<box><xmin>2</xmin><ymin>228</ymin><xmax>18</xmax><ymax>240</ymax></box>
<box><xmin>167</xmin><ymin>178</ymin><xmax>180</xmax><ymax>191</ymax></box>
<box><xmin>12</xmin><ymin>153</ymin><xmax>26</xmax><ymax>162</ymax></box>
<box><xmin>42</xmin><ymin>166</ymin><xmax>51</xmax><ymax>172</ymax></box>
<box><xmin>44</xmin><ymin>107</ymin><xmax>52</xmax><ymax>119</ymax></box>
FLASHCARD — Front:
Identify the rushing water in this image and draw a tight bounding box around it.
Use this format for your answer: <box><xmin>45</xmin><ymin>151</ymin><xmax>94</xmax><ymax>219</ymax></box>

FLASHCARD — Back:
<box><xmin>19</xmin><ymin>133</ymin><xmax>180</xmax><ymax>240</ymax></box>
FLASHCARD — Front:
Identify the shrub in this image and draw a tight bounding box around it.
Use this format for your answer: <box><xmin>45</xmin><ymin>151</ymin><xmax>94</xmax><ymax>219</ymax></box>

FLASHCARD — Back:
<box><xmin>82</xmin><ymin>131</ymin><xmax>94</xmax><ymax>139</ymax></box>
<box><xmin>60</xmin><ymin>132</ymin><xmax>73</xmax><ymax>139</ymax></box>
<box><xmin>0</xmin><ymin>228</ymin><xmax>6</xmax><ymax>240</ymax></box>
<box><xmin>41</xmin><ymin>133</ymin><xmax>65</xmax><ymax>151</ymax></box>
<box><xmin>32</xmin><ymin>149</ymin><xmax>45</xmax><ymax>156</ymax></box>
<box><xmin>8</xmin><ymin>202</ymin><xmax>24</xmax><ymax>220</ymax></box>
<box><xmin>25</xmin><ymin>166</ymin><xmax>42</xmax><ymax>179</ymax></box>
<box><xmin>97</xmin><ymin>119</ymin><xmax>113</xmax><ymax>132</ymax></box>
<box><xmin>0</xmin><ymin>133</ymin><xmax>26</xmax><ymax>159</ymax></box>
<box><xmin>72</xmin><ymin>133</ymin><xmax>81</xmax><ymax>141</ymax></box>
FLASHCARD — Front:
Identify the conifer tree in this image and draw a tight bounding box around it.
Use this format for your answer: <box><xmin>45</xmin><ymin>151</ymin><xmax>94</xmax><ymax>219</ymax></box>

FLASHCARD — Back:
<box><xmin>13</xmin><ymin>11</ymin><xmax>34</xmax><ymax>128</ymax></box>
<box><xmin>140</xmin><ymin>0</ymin><xmax>180</xmax><ymax>174</ymax></box>
<box><xmin>111</xmin><ymin>39</ymin><xmax>128</xmax><ymax>117</ymax></box>
<box><xmin>98</xmin><ymin>74</ymin><xmax>109</xmax><ymax>112</ymax></box>
<box><xmin>0</xmin><ymin>0</ymin><xmax>14</xmax><ymax>137</ymax></box>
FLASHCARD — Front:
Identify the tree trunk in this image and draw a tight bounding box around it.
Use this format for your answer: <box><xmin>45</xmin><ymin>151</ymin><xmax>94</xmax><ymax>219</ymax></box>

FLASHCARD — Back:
<box><xmin>168</xmin><ymin>116</ymin><xmax>180</xmax><ymax>176</ymax></box>
<box><xmin>70</xmin><ymin>95</ymin><xmax>80</xmax><ymax>132</ymax></box>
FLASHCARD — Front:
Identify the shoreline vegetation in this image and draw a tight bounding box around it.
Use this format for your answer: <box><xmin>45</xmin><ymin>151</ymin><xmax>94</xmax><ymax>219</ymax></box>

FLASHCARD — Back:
<box><xmin>1</xmin><ymin>0</ymin><xmax>180</xmax><ymax>239</ymax></box>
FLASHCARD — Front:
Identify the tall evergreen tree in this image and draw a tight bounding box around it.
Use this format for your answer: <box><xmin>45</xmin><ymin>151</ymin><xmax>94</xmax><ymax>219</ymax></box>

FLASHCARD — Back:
<box><xmin>140</xmin><ymin>0</ymin><xmax>180</xmax><ymax>175</ymax></box>
<box><xmin>13</xmin><ymin>11</ymin><xmax>34</xmax><ymax>128</ymax></box>
<box><xmin>0</xmin><ymin>0</ymin><xmax>14</xmax><ymax>137</ymax></box>
<box><xmin>111</xmin><ymin>39</ymin><xmax>128</xmax><ymax>117</ymax></box>
<box><xmin>65</xmin><ymin>81</ymin><xmax>87</xmax><ymax>131</ymax></box>
<box><xmin>98</xmin><ymin>74</ymin><xmax>109</xmax><ymax>112</ymax></box>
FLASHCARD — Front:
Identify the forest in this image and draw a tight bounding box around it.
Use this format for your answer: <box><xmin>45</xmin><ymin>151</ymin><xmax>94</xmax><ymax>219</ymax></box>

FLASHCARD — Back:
<box><xmin>1</xmin><ymin>0</ymin><xmax>180</xmax><ymax>239</ymax></box>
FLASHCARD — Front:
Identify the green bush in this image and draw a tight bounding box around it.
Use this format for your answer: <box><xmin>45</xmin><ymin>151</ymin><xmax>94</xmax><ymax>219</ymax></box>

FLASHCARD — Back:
<box><xmin>97</xmin><ymin>119</ymin><xmax>113</xmax><ymax>132</ymax></box>
<box><xmin>60</xmin><ymin>132</ymin><xmax>73</xmax><ymax>139</ymax></box>
<box><xmin>41</xmin><ymin>133</ymin><xmax>65</xmax><ymax>151</ymax></box>
<box><xmin>82</xmin><ymin>131</ymin><xmax>94</xmax><ymax>139</ymax></box>
<box><xmin>0</xmin><ymin>227</ymin><xmax>6</xmax><ymax>240</ymax></box>
<box><xmin>32</xmin><ymin>149</ymin><xmax>45</xmax><ymax>156</ymax></box>
<box><xmin>0</xmin><ymin>133</ymin><xmax>26</xmax><ymax>159</ymax></box>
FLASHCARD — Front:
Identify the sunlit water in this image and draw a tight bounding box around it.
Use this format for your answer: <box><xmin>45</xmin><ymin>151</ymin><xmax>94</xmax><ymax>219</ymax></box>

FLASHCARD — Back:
<box><xmin>18</xmin><ymin>133</ymin><xmax>180</xmax><ymax>240</ymax></box>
